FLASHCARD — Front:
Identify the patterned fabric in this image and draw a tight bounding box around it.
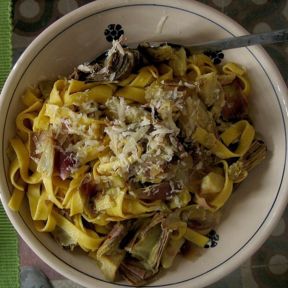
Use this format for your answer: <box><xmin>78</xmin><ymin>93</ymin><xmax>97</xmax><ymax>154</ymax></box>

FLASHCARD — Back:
<box><xmin>0</xmin><ymin>1</ymin><xmax>19</xmax><ymax>287</ymax></box>
<box><xmin>12</xmin><ymin>1</ymin><xmax>288</xmax><ymax>287</ymax></box>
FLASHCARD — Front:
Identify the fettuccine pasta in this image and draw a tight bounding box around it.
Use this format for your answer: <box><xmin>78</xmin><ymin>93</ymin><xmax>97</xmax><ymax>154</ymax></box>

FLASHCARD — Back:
<box><xmin>8</xmin><ymin>40</ymin><xmax>267</xmax><ymax>285</ymax></box>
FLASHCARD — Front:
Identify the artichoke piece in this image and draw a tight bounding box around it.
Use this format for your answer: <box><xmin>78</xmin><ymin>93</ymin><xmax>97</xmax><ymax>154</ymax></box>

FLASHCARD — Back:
<box><xmin>135</xmin><ymin>182</ymin><xmax>173</xmax><ymax>201</ymax></box>
<box><xmin>197</xmin><ymin>72</ymin><xmax>220</xmax><ymax>107</ymax></box>
<box><xmin>106</xmin><ymin>48</ymin><xmax>141</xmax><ymax>81</ymax></box>
<box><xmin>51</xmin><ymin>226</ymin><xmax>77</xmax><ymax>251</ymax></box>
<box><xmin>242</xmin><ymin>139</ymin><xmax>267</xmax><ymax>171</ymax></box>
<box><xmin>126</xmin><ymin>223</ymin><xmax>161</xmax><ymax>263</ymax></box>
<box><xmin>138</xmin><ymin>43</ymin><xmax>174</xmax><ymax>62</ymax></box>
<box><xmin>228</xmin><ymin>139</ymin><xmax>267</xmax><ymax>183</ymax></box>
<box><xmin>168</xmin><ymin>47</ymin><xmax>187</xmax><ymax>77</ymax></box>
<box><xmin>178</xmin><ymin>95</ymin><xmax>216</xmax><ymax>140</ymax></box>
<box><xmin>125</xmin><ymin>213</ymin><xmax>170</xmax><ymax>272</ymax></box>
<box><xmin>35</xmin><ymin>131</ymin><xmax>55</xmax><ymax>177</ymax></box>
<box><xmin>161</xmin><ymin>207</ymin><xmax>208</xmax><ymax>268</ymax></box>
<box><xmin>161</xmin><ymin>237</ymin><xmax>185</xmax><ymax>269</ymax></box>
<box><xmin>162</xmin><ymin>209</ymin><xmax>187</xmax><ymax>239</ymax></box>
<box><xmin>120</xmin><ymin>259</ymin><xmax>154</xmax><ymax>286</ymax></box>
<box><xmin>97</xmin><ymin>252</ymin><xmax>126</xmax><ymax>281</ymax></box>
<box><xmin>196</xmin><ymin>72</ymin><xmax>225</xmax><ymax>120</ymax></box>
<box><xmin>228</xmin><ymin>161</ymin><xmax>248</xmax><ymax>183</ymax></box>
<box><xmin>73</xmin><ymin>40</ymin><xmax>141</xmax><ymax>82</ymax></box>
<box><xmin>181</xmin><ymin>205</ymin><xmax>221</xmax><ymax>232</ymax></box>
<box><xmin>97</xmin><ymin>222</ymin><xmax>127</xmax><ymax>257</ymax></box>
<box><xmin>96</xmin><ymin>222</ymin><xmax>128</xmax><ymax>281</ymax></box>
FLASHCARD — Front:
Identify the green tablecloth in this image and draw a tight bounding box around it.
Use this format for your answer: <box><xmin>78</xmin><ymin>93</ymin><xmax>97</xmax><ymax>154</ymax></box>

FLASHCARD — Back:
<box><xmin>0</xmin><ymin>0</ymin><xmax>19</xmax><ymax>287</ymax></box>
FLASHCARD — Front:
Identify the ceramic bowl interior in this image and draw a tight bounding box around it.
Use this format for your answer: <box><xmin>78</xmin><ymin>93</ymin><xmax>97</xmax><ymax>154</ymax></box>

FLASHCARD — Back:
<box><xmin>1</xmin><ymin>1</ymin><xmax>288</xmax><ymax>288</ymax></box>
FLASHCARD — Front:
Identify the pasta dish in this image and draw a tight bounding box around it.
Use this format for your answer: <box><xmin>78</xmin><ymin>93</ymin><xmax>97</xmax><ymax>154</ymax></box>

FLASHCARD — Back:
<box><xmin>8</xmin><ymin>40</ymin><xmax>267</xmax><ymax>284</ymax></box>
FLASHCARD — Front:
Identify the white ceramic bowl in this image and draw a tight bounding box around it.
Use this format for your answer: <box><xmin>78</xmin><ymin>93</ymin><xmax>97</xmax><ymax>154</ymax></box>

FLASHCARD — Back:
<box><xmin>1</xmin><ymin>1</ymin><xmax>288</xmax><ymax>287</ymax></box>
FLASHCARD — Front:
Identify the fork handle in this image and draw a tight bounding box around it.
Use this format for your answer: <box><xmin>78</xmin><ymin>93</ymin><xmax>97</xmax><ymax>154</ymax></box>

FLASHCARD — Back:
<box><xmin>187</xmin><ymin>28</ymin><xmax>288</xmax><ymax>53</ymax></box>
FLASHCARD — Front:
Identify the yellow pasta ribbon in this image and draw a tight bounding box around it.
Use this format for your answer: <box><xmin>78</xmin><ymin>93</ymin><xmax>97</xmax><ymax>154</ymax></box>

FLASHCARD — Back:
<box><xmin>222</xmin><ymin>62</ymin><xmax>250</xmax><ymax>97</ymax></box>
<box><xmin>165</xmin><ymin>219</ymin><xmax>187</xmax><ymax>240</ymax></box>
<box><xmin>52</xmin><ymin>210</ymin><xmax>103</xmax><ymax>251</ymax></box>
<box><xmin>10</xmin><ymin>138</ymin><xmax>42</xmax><ymax>184</ymax></box>
<box><xmin>193</xmin><ymin>120</ymin><xmax>255</xmax><ymax>159</ymax></box>
<box><xmin>187</xmin><ymin>63</ymin><xmax>201</xmax><ymax>77</ymax></box>
<box><xmin>45</xmin><ymin>104</ymin><xmax>106</xmax><ymax>129</ymax></box>
<box><xmin>237</xmin><ymin>75</ymin><xmax>250</xmax><ymax>97</ymax></box>
<box><xmin>69</xmin><ymin>188</ymin><xmax>86</xmax><ymax>216</ymax></box>
<box><xmin>33</xmin><ymin>103</ymin><xmax>50</xmax><ymax>131</ymax></box>
<box><xmin>9</xmin><ymin>158</ymin><xmax>25</xmax><ymax>191</ymax></box>
<box><xmin>16</xmin><ymin>113</ymin><xmax>36</xmax><ymax>139</ymax></box>
<box><xmin>21</xmin><ymin>87</ymin><xmax>42</xmax><ymax>107</ymax></box>
<box><xmin>122</xmin><ymin>198</ymin><xmax>165</xmax><ymax>215</ymax></box>
<box><xmin>82</xmin><ymin>213</ymin><xmax>110</xmax><ymax>226</ymax></box>
<box><xmin>220</xmin><ymin>120</ymin><xmax>255</xmax><ymax>155</ymax></box>
<box><xmin>52</xmin><ymin>177</ymin><xmax>69</xmax><ymax>202</ymax></box>
<box><xmin>8</xmin><ymin>188</ymin><xmax>25</xmax><ymax>212</ymax></box>
<box><xmin>16</xmin><ymin>101</ymin><xmax>42</xmax><ymax>140</ymax></box>
<box><xmin>34</xmin><ymin>213</ymin><xmax>57</xmax><ymax>232</ymax></box>
<box><xmin>42</xmin><ymin>176</ymin><xmax>63</xmax><ymax>209</ymax></box>
<box><xmin>73</xmin><ymin>214</ymin><xmax>106</xmax><ymax>251</ymax></box>
<box><xmin>62</xmin><ymin>166</ymin><xmax>88</xmax><ymax>215</ymax></box>
<box><xmin>118</xmin><ymin>74</ymin><xmax>137</xmax><ymax>86</ymax></box>
<box><xmin>208</xmin><ymin>160</ymin><xmax>233</xmax><ymax>211</ymax></box>
<box><xmin>27</xmin><ymin>183</ymin><xmax>53</xmax><ymax>221</ymax></box>
<box><xmin>26</xmin><ymin>181</ymin><xmax>56</xmax><ymax>233</ymax></box>
<box><xmin>104</xmin><ymin>188</ymin><xmax>126</xmax><ymax>218</ymax></box>
<box><xmin>223</xmin><ymin>62</ymin><xmax>245</xmax><ymax>76</ymax></box>
<box><xmin>113</xmin><ymin>66</ymin><xmax>158</xmax><ymax>104</ymax></box>
<box><xmin>157</xmin><ymin>64</ymin><xmax>173</xmax><ymax>81</ymax></box>
<box><xmin>48</xmin><ymin>79</ymin><xmax>66</xmax><ymax>106</ymax></box>
<box><xmin>64</xmin><ymin>84</ymin><xmax>114</xmax><ymax>105</ymax></box>
<box><xmin>184</xmin><ymin>227</ymin><xmax>210</xmax><ymax>248</ymax></box>
<box><xmin>115</xmin><ymin>86</ymin><xmax>146</xmax><ymax>104</ymax></box>
<box><xmin>73</xmin><ymin>214</ymin><xmax>86</xmax><ymax>232</ymax></box>
<box><xmin>65</xmin><ymin>79</ymin><xmax>100</xmax><ymax>94</ymax></box>
<box><xmin>129</xmin><ymin>66</ymin><xmax>157</xmax><ymax>87</ymax></box>
<box><xmin>188</xmin><ymin>54</ymin><xmax>217</xmax><ymax>75</ymax></box>
<box><xmin>94</xmin><ymin>224</ymin><xmax>112</xmax><ymax>235</ymax></box>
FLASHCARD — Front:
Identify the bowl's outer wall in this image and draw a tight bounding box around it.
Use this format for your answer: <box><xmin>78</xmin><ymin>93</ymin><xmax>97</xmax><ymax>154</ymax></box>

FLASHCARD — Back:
<box><xmin>1</xmin><ymin>1</ymin><xmax>288</xmax><ymax>288</ymax></box>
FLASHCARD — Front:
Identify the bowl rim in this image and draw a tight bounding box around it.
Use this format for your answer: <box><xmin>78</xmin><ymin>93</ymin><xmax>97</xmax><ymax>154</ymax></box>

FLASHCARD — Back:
<box><xmin>1</xmin><ymin>0</ymin><xmax>288</xmax><ymax>287</ymax></box>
